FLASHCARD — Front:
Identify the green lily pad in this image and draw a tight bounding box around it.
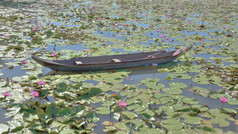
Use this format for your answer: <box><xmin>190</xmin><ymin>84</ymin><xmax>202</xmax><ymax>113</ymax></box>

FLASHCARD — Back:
<box><xmin>141</xmin><ymin>78</ymin><xmax>164</xmax><ymax>89</ymax></box>
<box><xmin>182</xmin><ymin>97</ymin><xmax>199</xmax><ymax>105</ymax></box>
<box><xmin>157</xmin><ymin>68</ymin><xmax>170</xmax><ymax>73</ymax></box>
<box><xmin>162</xmin><ymin>88</ymin><xmax>182</xmax><ymax>95</ymax></box>
<box><xmin>169</xmin><ymin>82</ymin><xmax>187</xmax><ymax>89</ymax></box>
<box><xmin>96</xmin><ymin>107</ymin><xmax>110</xmax><ymax>114</ymax></box>
<box><xmin>162</xmin><ymin>119</ymin><xmax>184</xmax><ymax>130</ymax></box>
<box><xmin>59</xmin><ymin>129</ymin><xmax>75</xmax><ymax>134</ymax></box>
<box><xmin>222</xmin><ymin>108</ymin><xmax>237</xmax><ymax>115</ymax></box>
<box><xmin>122</xmin><ymin>111</ymin><xmax>137</xmax><ymax>119</ymax></box>
<box><xmin>183</xmin><ymin>115</ymin><xmax>201</xmax><ymax>124</ymax></box>
<box><xmin>0</xmin><ymin>124</ymin><xmax>9</xmax><ymax>133</ymax></box>
<box><xmin>228</xmin><ymin>99</ymin><xmax>238</xmax><ymax>105</ymax></box>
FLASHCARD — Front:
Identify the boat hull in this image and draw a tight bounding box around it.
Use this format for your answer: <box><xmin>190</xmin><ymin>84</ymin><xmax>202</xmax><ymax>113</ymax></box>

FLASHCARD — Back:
<box><xmin>33</xmin><ymin>55</ymin><xmax>178</xmax><ymax>72</ymax></box>
<box><xmin>32</xmin><ymin>45</ymin><xmax>192</xmax><ymax>72</ymax></box>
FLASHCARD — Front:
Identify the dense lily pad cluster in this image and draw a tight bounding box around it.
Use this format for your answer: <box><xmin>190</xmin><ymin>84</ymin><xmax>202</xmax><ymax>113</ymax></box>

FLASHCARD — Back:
<box><xmin>0</xmin><ymin>0</ymin><xmax>237</xmax><ymax>133</ymax></box>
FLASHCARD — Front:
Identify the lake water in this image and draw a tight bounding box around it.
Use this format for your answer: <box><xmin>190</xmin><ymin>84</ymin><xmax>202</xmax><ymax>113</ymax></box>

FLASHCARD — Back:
<box><xmin>0</xmin><ymin>0</ymin><xmax>237</xmax><ymax>133</ymax></box>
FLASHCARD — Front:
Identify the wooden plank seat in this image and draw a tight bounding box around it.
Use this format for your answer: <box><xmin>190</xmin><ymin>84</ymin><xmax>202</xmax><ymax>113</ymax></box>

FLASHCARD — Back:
<box><xmin>75</xmin><ymin>61</ymin><xmax>83</xmax><ymax>65</ymax></box>
<box><xmin>112</xmin><ymin>59</ymin><xmax>121</xmax><ymax>62</ymax></box>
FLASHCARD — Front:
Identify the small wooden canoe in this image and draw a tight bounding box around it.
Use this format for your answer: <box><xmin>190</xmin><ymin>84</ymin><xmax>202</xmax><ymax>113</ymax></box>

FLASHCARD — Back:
<box><xmin>32</xmin><ymin>45</ymin><xmax>192</xmax><ymax>72</ymax></box>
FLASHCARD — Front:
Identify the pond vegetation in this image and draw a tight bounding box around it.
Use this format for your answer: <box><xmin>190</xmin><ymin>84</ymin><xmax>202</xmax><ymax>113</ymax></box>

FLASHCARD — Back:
<box><xmin>0</xmin><ymin>0</ymin><xmax>237</xmax><ymax>133</ymax></box>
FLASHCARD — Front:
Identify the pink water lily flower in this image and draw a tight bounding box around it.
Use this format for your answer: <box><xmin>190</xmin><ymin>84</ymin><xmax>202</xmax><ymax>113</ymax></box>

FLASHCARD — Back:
<box><xmin>32</xmin><ymin>91</ymin><xmax>39</xmax><ymax>98</ymax></box>
<box><xmin>32</xmin><ymin>29</ymin><xmax>36</xmax><ymax>31</ymax></box>
<box><xmin>220</xmin><ymin>97</ymin><xmax>228</xmax><ymax>103</ymax></box>
<box><xmin>51</xmin><ymin>52</ymin><xmax>57</xmax><ymax>56</ymax></box>
<box><xmin>4</xmin><ymin>35</ymin><xmax>10</xmax><ymax>38</ymax></box>
<box><xmin>200</xmin><ymin>39</ymin><xmax>205</xmax><ymax>42</ymax></box>
<box><xmin>38</xmin><ymin>81</ymin><xmax>45</xmax><ymax>85</ymax></box>
<box><xmin>118</xmin><ymin>101</ymin><xmax>128</xmax><ymax>108</ymax></box>
<box><xmin>2</xmin><ymin>92</ymin><xmax>10</xmax><ymax>97</ymax></box>
<box><xmin>22</xmin><ymin>60</ymin><xmax>27</xmax><ymax>64</ymax></box>
<box><xmin>98</xmin><ymin>18</ymin><xmax>102</xmax><ymax>20</ymax></box>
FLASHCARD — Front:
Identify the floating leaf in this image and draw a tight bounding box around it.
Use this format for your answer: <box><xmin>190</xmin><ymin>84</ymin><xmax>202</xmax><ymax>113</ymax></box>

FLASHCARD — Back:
<box><xmin>183</xmin><ymin>115</ymin><xmax>201</xmax><ymax>124</ymax></box>
<box><xmin>59</xmin><ymin>107</ymin><xmax>71</xmax><ymax>116</ymax></box>
<box><xmin>96</xmin><ymin>107</ymin><xmax>110</xmax><ymax>114</ymax></box>
<box><xmin>46</xmin><ymin>103</ymin><xmax>60</xmax><ymax>119</ymax></box>
<box><xmin>222</xmin><ymin>108</ymin><xmax>237</xmax><ymax>115</ymax></box>
<box><xmin>0</xmin><ymin>124</ymin><xmax>9</xmax><ymax>133</ymax></box>
<box><xmin>122</xmin><ymin>111</ymin><xmax>137</xmax><ymax>119</ymax></box>
<box><xmin>157</xmin><ymin>68</ymin><xmax>170</xmax><ymax>73</ymax></box>
<box><xmin>89</xmin><ymin>88</ymin><xmax>102</xmax><ymax>96</ymax></box>
<box><xmin>228</xmin><ymin>99</ymin><xmax>238</xmax><ymax>105</ymax></box>
<box><xmin>162</xmin><ymin>119</ymin><xmax>184</xmax><ymax>130</ymax></box>
<box><xmin>182</xmin><ymin>97</ymin><xmax>199</xmax><ymax>105</ymax></box>
<box><xmin>163</xmin><ymin>87</ymin><xmax>182</xmax><ymax>95</ymax></box>
<box><xmin>169</xmin><ymin>82</ymin><xmax>187</xmax><ymax>89</ymax></box>
<box><xmin>59</xmin><ymin>129</ymin><xmax>75</xmax><ymax>134</ymax></box>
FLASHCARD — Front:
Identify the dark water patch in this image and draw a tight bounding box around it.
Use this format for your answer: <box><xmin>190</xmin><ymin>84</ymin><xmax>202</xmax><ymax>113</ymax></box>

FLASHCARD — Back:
<box><xmin>45</xmin><ymin>43</ymin><xmax>86</xmax><ymax>52</ymax></box>
<box><xmin>0</xmin><ymin>107</ymin><xmax>11</xmax><ymax>124</ymax></box>
<box><xmin>0</xmin><ymin>66</ymin><xmax>27</xmax><ymax>79</ymax></box>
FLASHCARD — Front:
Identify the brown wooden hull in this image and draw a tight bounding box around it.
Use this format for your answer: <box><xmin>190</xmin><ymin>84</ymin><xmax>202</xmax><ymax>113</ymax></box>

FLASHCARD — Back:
<box><xmin>32</xmin><ymin>45</ymin><xmax>192</xmax><ymax>72</ymax></box>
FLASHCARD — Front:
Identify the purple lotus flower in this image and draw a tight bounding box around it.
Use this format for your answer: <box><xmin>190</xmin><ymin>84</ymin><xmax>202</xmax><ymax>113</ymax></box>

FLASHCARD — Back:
<box><xmin>4</xmin><ymin>35</ymin><xmax>10</xmax><ymax>38</ymax></box>
<box><xmin>51</xmin><ymin>52</ymin><xmax>57</xmax><ymax>56</ymax></box>
<box><xmin>32</xmin><ymin>91</ymin><xmax>39</xmax><ymax>98</ymax></box>
<box><xmin>2</xmin><ymin>92</ymin><xmax>10</xmax><ymax>97</ymax></box>
<box><xmin>152</xmin><ymin>63</ymin><xmax>158</xmax><ymax>66</ymax></box>
<box><xmin>22</xmin><ymin>60</ymin><xmax>27</xmax><ymax>64</ymax></box>
<box><xmin>38</xmin><ymin>81</ymin><xmax>45</xmax><ymax>85</ymax></box>
<box><xmin>220</xmin><ymin>97</ymin><xmax>228</xmax><ymax>103</ymax></box>
<box><xmin>118</xmin><ymin>101</ymin><xmax>128</xmax><ymax>108</ymax></box>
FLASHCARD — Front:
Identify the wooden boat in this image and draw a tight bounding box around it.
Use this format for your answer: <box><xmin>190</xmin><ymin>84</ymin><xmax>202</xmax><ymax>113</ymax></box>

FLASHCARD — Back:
<box><xmin>32</xmin><ymin>45</ymin><xmax>192</xmax><ymax>72</ymax></box>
